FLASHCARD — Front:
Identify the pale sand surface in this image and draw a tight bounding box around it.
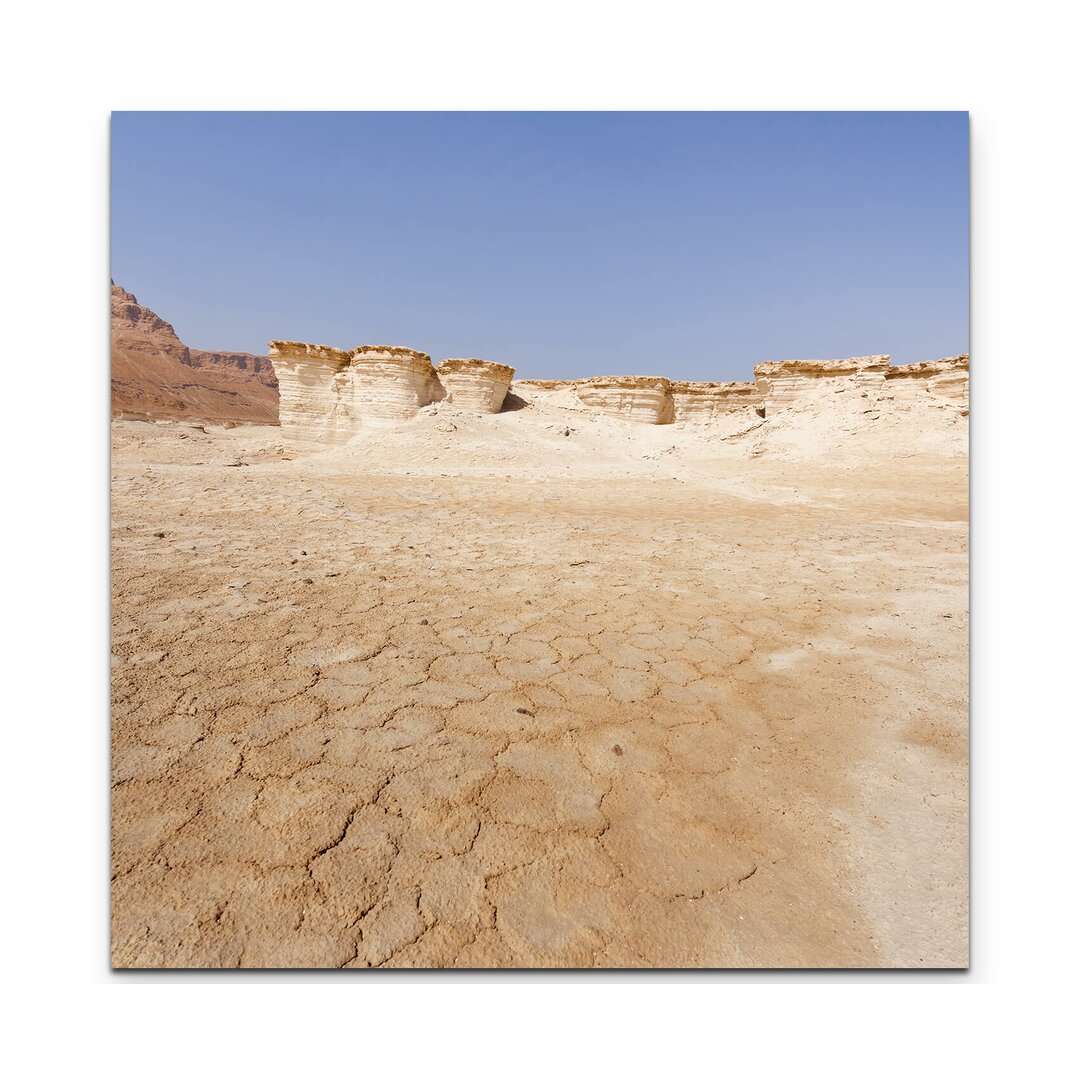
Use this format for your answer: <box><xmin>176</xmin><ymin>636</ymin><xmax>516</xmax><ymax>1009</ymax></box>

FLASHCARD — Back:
<box><xmin>111</xmin><ymin>396</ymin><xmax>967</xmax><ymax>968</ymax></box>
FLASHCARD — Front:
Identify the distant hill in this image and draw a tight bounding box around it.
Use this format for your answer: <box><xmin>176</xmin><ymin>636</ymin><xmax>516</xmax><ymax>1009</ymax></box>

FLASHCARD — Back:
<box><xmin>111</xmin><ymin>283</ymin><xmax>278</xmax><ymax>423</ymax></box>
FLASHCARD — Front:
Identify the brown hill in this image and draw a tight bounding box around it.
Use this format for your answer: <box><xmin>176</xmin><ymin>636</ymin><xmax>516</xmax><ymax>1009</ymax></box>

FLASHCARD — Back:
<box><xmin>111</xmin><ymin>283</ymin><xmax>279</xmax><ymax>423</ymax></box>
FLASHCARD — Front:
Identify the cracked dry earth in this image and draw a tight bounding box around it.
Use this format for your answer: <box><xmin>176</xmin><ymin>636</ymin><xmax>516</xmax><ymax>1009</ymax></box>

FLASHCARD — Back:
<box><xmin>111</xmin><ymin>419</ymin><xmax>968</xmax><ymax>968</ymax></box>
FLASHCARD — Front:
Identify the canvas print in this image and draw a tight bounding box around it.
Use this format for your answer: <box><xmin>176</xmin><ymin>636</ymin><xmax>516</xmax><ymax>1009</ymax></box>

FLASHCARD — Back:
<box><xmin>111</xmin><ymin>112</ymin><xmax>969</xmax><ymax>968</ymax></box>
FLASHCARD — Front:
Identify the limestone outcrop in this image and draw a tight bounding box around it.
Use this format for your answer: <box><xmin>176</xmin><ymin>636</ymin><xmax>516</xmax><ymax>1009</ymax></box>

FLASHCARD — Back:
<box><xmin>752</xmin><ymin>354</ymin><xmax>969</xmax><ymax>416</ymax></box>
<box><xmin>269</xmin><ymin>343</ymin><xmax>516</xmax><ymax>449</ymax></box>
<box><xmin>884</xmin><ymin>355</ymin><xmax>969</xmax><ymax>410</ymax></box>
<box><xmin>436</xmin><ymin>359</ymin><xmax>516</xmax><ymax>414</ymax></box>
<box><xmin>266</xmin><ymin>342</ymin><xmax>353</xmax><ymax>451</ymax></box>
<box><xmin>574</xmin><ymin>377</ymin><xmax>675</xmax><ymax>424</ymax></box>
<box><xmin>269</xmin><ymin>336</ymin><xmax>969</xmax><ymax>451</ymax></box>
<box><xmin>753</xmin><ymin>355</ymin><xmax>892</xmax><ymax>411</ymax></box>
<box><xmin>670</xmin><ymin>380</ymin><xmax>764</xmax><ymax>422</ymax></box>
<box><xmin>515</xmin><ymin>376</ymin><xmax>763</xmax><ymax>425</ymax></box>
<box><xmin>346</xmin><ymin>346</ymin><xmax>445</xmax><ymax>422</ymax></box>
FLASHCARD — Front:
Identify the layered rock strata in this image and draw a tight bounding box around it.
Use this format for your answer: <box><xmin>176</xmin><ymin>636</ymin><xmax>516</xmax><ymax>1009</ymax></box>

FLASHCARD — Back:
<box><xmin>753</xmin><ymin>355</ymin><xmax>892</xmax><ymax>411</ymax></box>
<box><xmin>436</xmin><ymin>358</ymin><xmax>516</xmax><ymax>414</ymax></box>
<box><xmin>574</xmin><ymin>376</ymin><xmax>675</xmax><ymax>424</ymax></box>
<box><xmin>515</xmin><ymin>376</ymin><xmax>763</xmax><ymax>424</ymax></box>
<box><xmin>269</xmin><ymin>343</ymin><xmax>516</xmax><ymax>449</ymax></box>
<box><xmin>270</xmin><ymin>341</ymin><xmax>970</xmax><ymax>449</ymax></box>
<box><xmin>345</xmin><ymin>346</ymin><xmax>445</xmax><ymax>422</ymax></box>
<box><xmin>670</xmin><ymin>380</ymin><xmax>764</xmax><ymax>422</ymax></box>
<box><xmin>752</xmin><ymin>354</ymin><xmax>969</xmax><ymax>415</ymax></box>
<box><xmin>884</xmin><ymin>355</ymin><xmax>969</xmax><ymax>409</ymax></box>
<box><xmin>266</xmin><ymin>342</ymin><xmax>353</xmax><ymax>451</ymax></box>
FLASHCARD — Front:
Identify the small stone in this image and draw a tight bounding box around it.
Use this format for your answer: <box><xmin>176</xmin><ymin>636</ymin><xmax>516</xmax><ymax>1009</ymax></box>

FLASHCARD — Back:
<box><xmin>516</xmin><ymin>707</ymin><xmax>535</xmax><ymax>717</ymax></box>
<box><xmin>613</xmin><ymin>745</ymin><xmax>623</xmax><ymax>756</ymax></box>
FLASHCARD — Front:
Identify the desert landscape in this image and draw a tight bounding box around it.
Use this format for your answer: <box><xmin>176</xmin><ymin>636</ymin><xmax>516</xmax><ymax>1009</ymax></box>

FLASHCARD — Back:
<box><xmin>111</xmin><ymin>285</ymin><xmax>968</xmax><ymax>968</ymax></box>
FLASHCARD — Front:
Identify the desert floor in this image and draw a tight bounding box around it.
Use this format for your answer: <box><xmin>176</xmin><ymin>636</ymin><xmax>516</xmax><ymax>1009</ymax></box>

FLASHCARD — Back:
<box><xmin>111</xmin><ymin>402</ymin><xmax>968</xmax><ymax>968</ymax></box>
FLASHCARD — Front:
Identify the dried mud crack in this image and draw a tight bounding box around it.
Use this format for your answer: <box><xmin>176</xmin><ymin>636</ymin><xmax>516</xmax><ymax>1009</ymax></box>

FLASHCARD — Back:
<box><xmin>111</xmin><ymin>412</ymin><xmax>967</xmax><ymax>968</ymax></box>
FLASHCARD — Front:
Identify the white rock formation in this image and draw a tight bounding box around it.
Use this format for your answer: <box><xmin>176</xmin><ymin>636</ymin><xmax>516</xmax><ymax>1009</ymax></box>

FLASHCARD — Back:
<box><xmin>271</xmin><ymin>338</ymin><xmax>969</xmax><ymax>451</ymax></box>
<box><xmin>884</xmin><ymin>355</ymin><xmax>969</xmax><ymax>411</ymax></box>
<box><xmin>269</xmin><ymin>342</ymin><xmax>443</xmax><ymax>450</ymax></box>
<box><xmin>517</xmin><ymin>376</ymin><xmax>764</xmax><ymax>425</ymax></box>
<box><xmin>270</xmin><ymin>342</ymin><xmax>520</xmax><ymax>449</ymax></box>
<box><xmin>267</xmin><ymin>341</ymin><xmax>353</xmax><ymax>451</ymax></box>
<box><xmin>436</xmin><ymin>358</ymin><xmax>516</xmax><ymax>413</ymax></box>
<box><xmin>574</xmin><ymin>377</ymin><xmax>675</xmax><ymax>424</ymax></box>
<box><xmin>670</xmin><ymin>380</ymin><xmax>764</xmax><ymax>422</ymax></box>
<box><xmin>344</xmin><ymin>346</ymin><xmax>445</xmax><ymax>422</ymax></box>
<box><xmin>753</xmin><ymin>355</ymin><xmax>892</xmax><ymax>412</ymax></box>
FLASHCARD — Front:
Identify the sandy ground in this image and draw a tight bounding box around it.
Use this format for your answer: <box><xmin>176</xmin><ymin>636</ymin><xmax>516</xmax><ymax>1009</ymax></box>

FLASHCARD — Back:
<box><xmin>111</xmin><ymin>397</ymin><xmax>968</xmax><ymax>968</ymax></box>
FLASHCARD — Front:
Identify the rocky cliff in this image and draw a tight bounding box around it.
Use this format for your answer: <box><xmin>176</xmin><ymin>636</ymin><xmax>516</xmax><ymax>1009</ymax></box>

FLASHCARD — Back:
<box><xmin>264</xmin><ymin>342</ymin><xmax>353</xmax><ymax>451</ymax></box>
<box><xmin>111</xmin><ymin>283</ymin><xmax>278</xmax><ymax>423</ymax></box>
<box><xmin>753</xmin><ymin>355</ymin><xmax>892</xmax><ymax>411</ymax></box>
<box><xmin>752</xmin><ymin>354</ymin><xmax>969</xmax><ymax>417</ymax></box>
<box><xmin>513</xmin><ymin>376</ymin><xmax>764</xmax><ymax>425</ymax></box>
<box><xmin>268</xmin><ymin>335</ymin><xmax>969</xmax><ymax>452</ymax></box>
<box><xmin>574</xmin><ymin>376</ymin><xmax>675</xmax><ymax>424</ymax></box>
<box><xmin>269</xmin><ymin>343</ymin><xmax>517</xmax><ymax>450</ymax></box>
<box><xmin>436</xmin><ymin>358</ymin><xmax>515</xmax><ymax>414</ymax></box>
<box><xmin>884</xmin><ymin>356</ymin><xmax>969</xmax><ymax>411</ymax></box>
<box><xmin>348</xmin><ymin>347</ymin><xmax>445</xmax><ymax>421</ymax></box>
<box><xmin>670</xmin><ymin>380</ymin><xmax>764</xmax><ymax>422</ymax></box>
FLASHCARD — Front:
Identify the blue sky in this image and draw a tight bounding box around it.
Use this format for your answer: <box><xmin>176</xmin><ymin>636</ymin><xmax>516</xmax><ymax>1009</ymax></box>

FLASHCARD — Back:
<box><xmin>111</xmin><ymin>112</ymin><xmax>968</xmax><ymax>381</ymax></box>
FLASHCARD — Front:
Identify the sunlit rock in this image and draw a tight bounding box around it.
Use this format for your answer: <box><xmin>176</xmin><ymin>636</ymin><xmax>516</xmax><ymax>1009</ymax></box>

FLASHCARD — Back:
<box><xmin>436</xmin><ymin>358</ymin><xmax>516</xmax><ymax>413</ymax></box>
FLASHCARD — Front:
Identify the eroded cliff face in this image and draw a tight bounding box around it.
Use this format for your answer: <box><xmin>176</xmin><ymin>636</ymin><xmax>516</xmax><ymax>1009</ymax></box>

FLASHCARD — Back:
<box><xmin>670</xmin><ymin>380</ymin><xmax>764</xmax><ymax>422</ymax></box>
<box><xmin>185</xmin><ymin>348</ymin><xmax>278</xmax><ymax>388</ymax></box>
<box><xmin>884</xmin><ymin>356</ymin><xmax>969</xmax><ymax>411</ymax></box>
<box><xmin>754</xmin><ymin>355</ymin><xmax>892</xmax><ymax>411</ymax></box>
<box><xmin>436</xmin><ymin>358</ymin><xmax>515</xmax><ymax>414</ymax></box>
<box><xmin>269</xmin><ymin>344</ymin><xmax>518</xmax><ymax>449</ymax></box>
<box><xmin>575</xmin><ymin>377</ymin><xmax>675</xmax><ymax>424</ymax></box>
<box><xmin>111</xmin><ymin>283</ymin><xmax>278</xmax><ymax>423</ymax></box>
<box><xmin>345</xmin><ymin>347</ymin><xmax>445</xmax><ymax>422</ymax></box>
<box><xmin>266</xmin><ymin>342</ymin><xmax>353</xmax><ymax>451</ymax></box>
<box><xmin>514</xmin><ymin>376</ymin><xmax>763</xmax><ymax>425</ymax></box>
<box><xmin>269</xmin><ymin>340</ymin><xmax>969</xmax><ymax>452</ymax></box>
<box><xmin>752</xmin><ymin>354</ymin><xmax>969</xmax><ymax>418</ymax></box>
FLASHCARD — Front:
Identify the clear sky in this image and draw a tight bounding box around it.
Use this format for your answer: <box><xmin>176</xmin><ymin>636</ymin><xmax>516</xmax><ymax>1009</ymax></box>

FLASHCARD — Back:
<box><xmin>111</xmin><ymin>112</ymin><xmax>968</xmax><ymax>381</ymax></box>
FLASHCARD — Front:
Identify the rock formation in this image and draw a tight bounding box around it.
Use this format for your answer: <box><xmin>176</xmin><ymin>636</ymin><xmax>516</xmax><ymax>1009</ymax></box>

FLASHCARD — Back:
<box><xmin>184</xmin><ymin>347</ymin><xmax>278</xmax><ymax>387</ymax></box>
<box><xmin>268</xmin><ymin>336</ymin><xmax>968</xmax><ymax>451</ymax></box>
<box><xmin>111</xmin><ymin>283</ymin><xmax>279</xmax><ymax>423</ymax></box>
<box><xmin>753</xmin><ymin>355</ymin><xmax>892</xmax><ymax>411</ymax></box>
<box><xmin>752</xmin><ymin>354</ymin><xmax>969</xmax><ymax>417</ymax></box>
<box><xmin>884</xmin><ymin>355</ymin><xmax>969</xmax><ymax>411</ymax></box>
<box><xmin>269</xmin><ymin>344</ymin><xmax>517</xmax><ymax>450</ymax></box>
<box><xmin>515</xmin><ymin>376</ymin><xmax>764</xmax><ymax>425</ymax></box>
<box><xmin>348</xmin><ymin>346</ymin><xmax>446</xmax><ymax>422</ymax></box>
<box><xmin>265</xmin><ymin>342</ymin><xmax>354</xmax><ymax>451</ymax></box>
<box><xmin>574</xmin><ymin>377</ymin><xmax>675</xmax><ymax>424</ymax></box>
<box><xmin>436</xmin><ymin>358</ymin><xmax>515</xmax><ymax>414</ymax></box>
<box><xmin>669</xmin><ymin>380</ymin><xmax>764</xmax><ymax>422</ymax></box>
